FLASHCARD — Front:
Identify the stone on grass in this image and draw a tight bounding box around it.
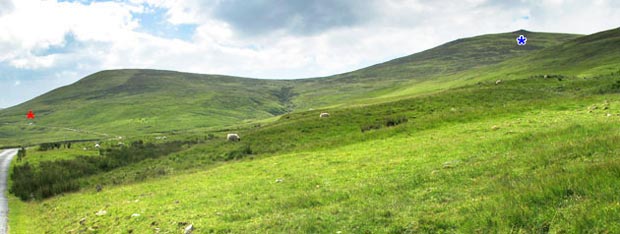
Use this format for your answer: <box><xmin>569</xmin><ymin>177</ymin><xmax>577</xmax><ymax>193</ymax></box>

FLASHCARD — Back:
<box><xmin>95</xmin><ymin>210</ymin><xmax>107</xmax><ymax>216</ymax></box>
<box><xmin>131</xmin><ymin>213</ymin><xmax>140</xmax><ymax>217</ymax></box>
<box><xmin>184</xmin><ymin>224</ymin><xmax>194</xmax><ymax>234</ymax></box>
<box><xmin>275</xmin><ymin>178</ymin><xmax>284</xmax><ymax>183</ymax></box>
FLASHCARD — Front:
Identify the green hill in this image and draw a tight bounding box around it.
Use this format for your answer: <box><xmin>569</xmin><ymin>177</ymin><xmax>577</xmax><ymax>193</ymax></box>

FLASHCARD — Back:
<box><xmin>0</xmin><ymin>31</ymin><xmax>582</xmax><ymax>146</ymax></box>
<box><xmin>5</xmin><ymin>27</ymin><xmax>620</xmax><ymax>233</ymax></box>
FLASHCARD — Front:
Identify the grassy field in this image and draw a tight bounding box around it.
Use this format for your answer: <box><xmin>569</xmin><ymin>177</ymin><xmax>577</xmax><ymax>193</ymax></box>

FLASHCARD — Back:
<box><xmin>3</xmin><ymin>28</ymin><xmax>620</xmax><ymax>233</ymax></box>
<box><xmin>7</xmin><ymin>73</ymin><xmax>620</xmax><ymax>233</ymax></box>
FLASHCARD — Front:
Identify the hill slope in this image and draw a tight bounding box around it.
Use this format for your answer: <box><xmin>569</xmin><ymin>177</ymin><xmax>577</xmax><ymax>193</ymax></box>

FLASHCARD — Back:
<box><xmin>0</xmin><ymin>29</ymin><xmax>603</xmax><ymax>146</ymax></box>
<box><xmin>9</xmin><ymin>69</ymin><xmax>620</xmax><ymax>233</ymax></box>
<box><xmin>4</xmin><ymin>27</ymin><xmax>620</xmax><ymax>233</ymax></box>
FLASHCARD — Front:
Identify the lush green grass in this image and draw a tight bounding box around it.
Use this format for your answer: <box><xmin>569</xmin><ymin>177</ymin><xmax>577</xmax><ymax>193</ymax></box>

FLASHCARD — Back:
<box><xmin>9</xmin><ymin>97</ymin><xmax>620</xmax><ymax>233</ymax></box>
<box><xmin>12</xmin><ymin>144</ymin><xmax>100</xmax><ymax>166</ymax></box>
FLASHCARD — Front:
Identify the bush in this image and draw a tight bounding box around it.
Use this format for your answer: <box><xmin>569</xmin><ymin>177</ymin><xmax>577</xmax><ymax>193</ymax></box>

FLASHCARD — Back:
<box><xmin>361</xmin><ymin>115</ymin><xmax>408</xmax><ymax>132</ymax></box>
<box><xmin>224</xmin><ymin>144</ymin><xmax>253</xmax><ymax>160</ymax></box>
<box><xmin>38</xmin><ymin>142</ymin><xmax>61</xmax><ymax>151</ymax></box>
<box><xmin>11</xmin><ymin>141</ymin><xmax>191</xmax><ymax>200</ymax></box>
<box><xmin>611</xmin><ymin>80</ymin><xmax>620</xmax><ymax>91</ymax></box>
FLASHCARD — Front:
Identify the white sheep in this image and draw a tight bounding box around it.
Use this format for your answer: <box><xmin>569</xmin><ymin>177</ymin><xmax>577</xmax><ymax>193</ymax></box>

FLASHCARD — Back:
<box><xmin>227</xmin><ymin>133</ymin><xmax>240</xmax><ymax>142</ymax></box>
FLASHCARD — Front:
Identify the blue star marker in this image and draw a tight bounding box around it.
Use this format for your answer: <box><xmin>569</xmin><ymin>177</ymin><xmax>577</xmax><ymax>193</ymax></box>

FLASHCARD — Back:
<box><xmin>516</xmin><ymin>35</ymin><xmax>527</xmax><ymax>45</ymax></box>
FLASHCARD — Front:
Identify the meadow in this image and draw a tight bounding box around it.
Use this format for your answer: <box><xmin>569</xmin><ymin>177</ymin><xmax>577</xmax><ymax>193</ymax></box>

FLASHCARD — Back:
<box><xmin>7</xmin><ymin>73</ymin><xmax>620</xmax><ymax>233</ymax></box>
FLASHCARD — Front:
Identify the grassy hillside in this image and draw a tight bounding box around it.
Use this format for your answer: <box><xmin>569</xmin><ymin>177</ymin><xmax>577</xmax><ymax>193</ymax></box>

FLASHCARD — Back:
<box><xmin>0</xmin><ymin>70</ymin><xmax>290</xmax><ymax>143</ymax></box>
<box><xmin>4</xmin><ymin>27</ymin><xmax>620</xmax><ymax>232</ymax></box>
<box><xmin>8</xmin><ymin>72</ymin><xmax>620</xmax><ymax>233</ymax></box>
<box><xmin>0</xmin><ymin>31</ymin><xmax>581</xmax><ymax>147</ymax></box>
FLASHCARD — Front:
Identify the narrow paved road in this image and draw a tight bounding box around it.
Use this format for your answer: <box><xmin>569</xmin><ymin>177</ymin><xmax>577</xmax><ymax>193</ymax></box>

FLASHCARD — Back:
<box><xmin>0</xmin><ymin>149</ymin><xmax>17</xmax><ymax>234</ymax></box>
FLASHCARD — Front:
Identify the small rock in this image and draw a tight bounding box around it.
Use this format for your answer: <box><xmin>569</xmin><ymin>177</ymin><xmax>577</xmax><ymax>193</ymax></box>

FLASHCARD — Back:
<box><xmin>491</xmin><ymin>125</ymin><xmax>500</xmax><ymax>130</ymax></box>
<box><xmin>275</xmin><ymin>178</ymin><xmax>284</xmax><ymax>183</ymax></box>
<box><xmin>95</xmin><ymin>210</ymin><xmax>107</xmax><ymax>216</ymax></box>
<box><xmin>184</xmin><ymin>224</ymin><xmax>194</xmax><ymax>234</ymax></box>
<box><xmin>131</xmin><ymin>213</ymin><xmax>140</xmax><ymax>217</ymax></box>
<box><xmin>79</xmin><ymin>217</ymin><xmax>86</xmax><ymax>225</ymax></box>
<box><xmin>607</xmin><ymin>113</ymin><xmax>612</xmax><ymax>117</ymax></box>
<box><xmin>175</xmin><ymin>200</ymin><xmax>180</xmax><ymax>204</ymax></box>
<box><xmin>442</xmin><ymin>160</ymin><xmax>460</xmax><ymax>169</ymax></box>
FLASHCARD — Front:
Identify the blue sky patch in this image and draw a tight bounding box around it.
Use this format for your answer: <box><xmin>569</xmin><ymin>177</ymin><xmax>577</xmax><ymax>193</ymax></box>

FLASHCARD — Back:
<box><xmin>33</xmin><ymin>32</ymin><xmax>81</xmax><ymax>56</ymax></box>
<box><xmin>131</xmin><ymin>6</ymin><xmax>197</xmax><ymax>41</ymax></box>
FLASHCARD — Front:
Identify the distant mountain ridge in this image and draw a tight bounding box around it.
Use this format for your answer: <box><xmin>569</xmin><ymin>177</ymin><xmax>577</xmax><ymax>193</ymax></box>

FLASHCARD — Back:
<box><xmin>3</xmin><ymin>27</ymin><xmax>620</xmax><ymax>145</ymax></box>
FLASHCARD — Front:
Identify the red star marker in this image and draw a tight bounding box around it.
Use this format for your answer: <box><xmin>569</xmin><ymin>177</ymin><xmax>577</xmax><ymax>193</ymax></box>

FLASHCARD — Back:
<box><xmin>26</xmin><ymin>110</ymin><xmax>35</xmax><ymax>119</ymax></box>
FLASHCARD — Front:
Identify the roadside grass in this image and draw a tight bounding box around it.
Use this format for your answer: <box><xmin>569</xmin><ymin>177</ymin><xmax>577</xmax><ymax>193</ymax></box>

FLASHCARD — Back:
<box><xmin>12</xmin><ymin>144</ymin><xmax>100</xmax><ymax>167</ymax></box>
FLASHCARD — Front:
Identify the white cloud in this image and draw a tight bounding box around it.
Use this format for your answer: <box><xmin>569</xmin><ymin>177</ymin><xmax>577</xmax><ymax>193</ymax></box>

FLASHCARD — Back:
<box><xmin>0</xmin><ymin>0</ymin><xmax>619</xmax><ymax>107</ymax></box>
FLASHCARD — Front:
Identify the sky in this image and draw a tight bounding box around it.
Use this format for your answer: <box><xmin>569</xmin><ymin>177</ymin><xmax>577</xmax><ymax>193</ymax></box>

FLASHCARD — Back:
<box><xmin>0</xmin><ymin>0</ymin><xmax>619</xmax><ymax>108</ymax></box>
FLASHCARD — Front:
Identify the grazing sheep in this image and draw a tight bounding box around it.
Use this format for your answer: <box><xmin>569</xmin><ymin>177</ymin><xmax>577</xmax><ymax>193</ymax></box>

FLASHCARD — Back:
<box><xmin>227</xmin><ymin>133</ymin><xmax>240</xmax><ymax>142</ymax></box>
<box><xmin>495</xmin><ymin>80</ymin><xmax>502</xmax><ymax>85</ymax></box>
<box><xmin>319</xmin><ymin>112</ymin><xmax>330</xmax><ymax>118</ymax></box>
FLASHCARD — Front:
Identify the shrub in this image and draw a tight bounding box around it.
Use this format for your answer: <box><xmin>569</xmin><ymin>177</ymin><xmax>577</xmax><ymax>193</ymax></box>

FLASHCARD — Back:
<box><xmin>361</xmin><ymin>115</ymin><xmax>408</xmax><ymax>132</ymax></box>
<box><xmin>611</xmin><ymin>80</ymin><xmax>620</xmax><ymax>91</ymax></box>
<box><xmin>224</xmin><ymin>144</ymin><xmax>253</xmax><ymax>160</ymax></box>
<box><xmin>11</xmin><ymin>141</ymin><xmax>191</xmax><ymax>200</ymax></box>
